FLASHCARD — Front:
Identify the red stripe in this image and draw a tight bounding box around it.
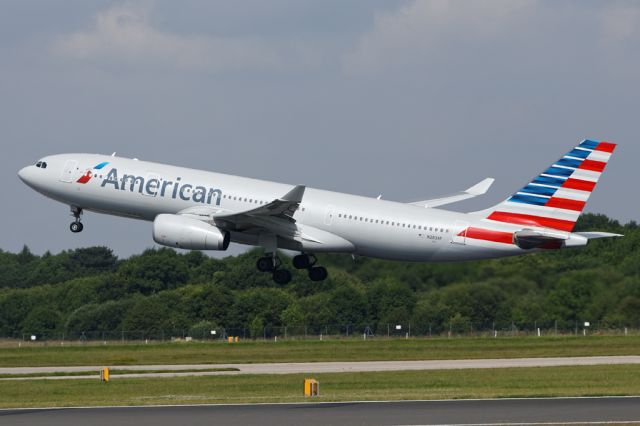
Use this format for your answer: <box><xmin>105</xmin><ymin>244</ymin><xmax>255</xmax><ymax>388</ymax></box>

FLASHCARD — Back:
<box><xmin>487</xmin><ymin>211</ymin><xmax>575</xmax><ymax>231</ymax></box>
<box><xmin>562</xmin><ymin>178</ymin><xmax>595</xmax><ymax>192</ymax></box>
<box><xmin>595</xmin><ymin>142</ymin><xmax>616</xmax><ymax>153</ymax></box>
<box><xmin>463</xmin><ymin>227</ymin><xmax>513</xmax><ymax>245</ymax></box>
<box><xmin>545</xmin><ymin>197</ymin><xmax>586</xmax><ymax>212</ymax></box>
<box><xmin>579</xmin><ymin>159</ymin><xmax>606</xmax><ymax>173</ymax></box>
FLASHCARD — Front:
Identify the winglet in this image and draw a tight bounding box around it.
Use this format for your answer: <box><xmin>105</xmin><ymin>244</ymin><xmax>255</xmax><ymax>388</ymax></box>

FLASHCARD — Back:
<box><xmin>466</xmin><ymin>178</ymin><xmax>495</xmax><ymax>195</ymax></box>
<box><xmin>281</xmin><ymin>185</ymin><xmax>306</xmax><ymax>203</ymax></box>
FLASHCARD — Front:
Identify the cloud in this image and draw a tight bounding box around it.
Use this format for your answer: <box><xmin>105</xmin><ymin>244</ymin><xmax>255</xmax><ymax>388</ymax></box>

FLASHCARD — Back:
<box><xmin>600</xmin><ymin>2</ymin><xmax>640</xmax><ymax>41</ymax></box>
<box><xmin>343</xmin><ymin>0</ymin><xmax>537</xmax><ymax>74</ymax></box>
<box><xmin>51</xmin><ymin>3</ymin><xmax>286</xmax><ymax>72</ymax></box>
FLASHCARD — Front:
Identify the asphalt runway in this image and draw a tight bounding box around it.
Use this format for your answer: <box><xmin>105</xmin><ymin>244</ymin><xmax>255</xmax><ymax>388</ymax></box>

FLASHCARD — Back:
<box><xmin>2</xmin><ymin>355</ymin><xmax>640</xmax><ymax>380</ymax></box>
<box><xmin>2</xmin><ymin>397</ymin><xmax>640</xmax><ymax>425</ymax></box>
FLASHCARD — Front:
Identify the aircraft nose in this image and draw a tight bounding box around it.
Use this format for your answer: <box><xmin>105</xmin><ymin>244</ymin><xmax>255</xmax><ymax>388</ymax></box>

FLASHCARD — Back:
<box><xmin>18</xmin><ymin>166</ymin><xmax>34</xmax><ymax>185</ymax></box>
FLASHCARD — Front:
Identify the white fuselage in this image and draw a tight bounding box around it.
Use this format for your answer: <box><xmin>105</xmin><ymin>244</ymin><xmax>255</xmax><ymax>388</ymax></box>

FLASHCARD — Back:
<box><xmin>18</xmin><ymin>153</ymin><xmax>542</xmax><ymax>262</ymax></box>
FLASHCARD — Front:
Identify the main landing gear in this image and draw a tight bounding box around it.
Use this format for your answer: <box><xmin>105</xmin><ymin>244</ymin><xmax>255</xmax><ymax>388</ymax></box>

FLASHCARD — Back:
<box><xmin>293</xmin><ymin>253</ymin><xmax>328</xmax><ymax>282</ymax></box>
<box><xmin>256</xmin><ymin>253</ymin><xmax>328</xmax><ymax>284</ymax></box>
<box><xmin>256</xmin><ymin>254</ymin><xmax>292</xmax><ymax>285</ymax></box>
<box><xmin>69</xmin><ymin>206</ymin><xmax>84</xmax><ymax>233</ymax></box>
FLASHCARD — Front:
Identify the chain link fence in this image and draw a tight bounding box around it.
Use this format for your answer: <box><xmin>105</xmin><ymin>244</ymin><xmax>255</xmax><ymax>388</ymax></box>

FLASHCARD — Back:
<box><xmin>2</xmin><ymin>320</ymin><xmax>640</xmax><ymax>345</ymax></box>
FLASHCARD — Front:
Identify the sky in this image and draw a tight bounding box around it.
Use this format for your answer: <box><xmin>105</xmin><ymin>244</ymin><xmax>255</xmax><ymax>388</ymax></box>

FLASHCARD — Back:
<box><xmin>2</xmin><ymin>0</ymin><xmax>638</xmax><ymax>258</ymax></box>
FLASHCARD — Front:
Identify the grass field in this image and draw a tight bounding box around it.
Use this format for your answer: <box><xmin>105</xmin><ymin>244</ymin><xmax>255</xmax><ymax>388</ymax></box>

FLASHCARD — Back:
<box><xmin>1</xmin><ymin>364</ymin><xmax>639</xmax><ymax>408</ymax></box>
<box><xmin>0</xmin><ymin>368</ymin><xmax>239</xmax><ymax>379</ymax></box>
<box><xmin>0</xmin><ymin>335</ymin><xmax>638</xmax><ymax>368</ymax></box>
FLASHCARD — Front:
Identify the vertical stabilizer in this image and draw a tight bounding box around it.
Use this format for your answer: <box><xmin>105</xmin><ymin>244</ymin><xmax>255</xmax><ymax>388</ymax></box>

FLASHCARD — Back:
<box><xmin>479</xmin><ymin>140</ymin><xmax>616</xmax><ymax>232</ymax></box>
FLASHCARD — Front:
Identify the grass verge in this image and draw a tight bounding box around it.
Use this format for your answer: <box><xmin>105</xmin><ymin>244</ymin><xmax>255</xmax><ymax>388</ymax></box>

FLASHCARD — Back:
<box><xmin>0</xmin><ymin>364</ymin><xmax>639</xmax><ymax>408</ymax></box>
<box><xmin>1</xmin><ymin>335</ymin><xmax>639</xmax><ymax>368</ymax></box>
<box><xmin>0</xmin><ymin>368</ymin><xmax>239</xmax><ymax>379</ymax></box>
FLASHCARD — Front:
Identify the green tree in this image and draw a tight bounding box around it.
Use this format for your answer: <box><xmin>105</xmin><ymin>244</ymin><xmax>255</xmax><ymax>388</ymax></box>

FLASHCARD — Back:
<box><xmin>280</xmin><ymin>303</ymin><xmax>305</xmax><ymax>326</ymax></box>
<box><xmin>21</xmin><ymin>306</ymin><xmax>61</xmax><ymax>335</ymax></box>
<box><xmin>118</xmin><ymin>248</ymin><xmax>189</xmax><ymax>294</ymax></box>
<box><xmin>249</xmin><ymin>316</ymin><xmax>264</xmax><ymax>338</ymax></box>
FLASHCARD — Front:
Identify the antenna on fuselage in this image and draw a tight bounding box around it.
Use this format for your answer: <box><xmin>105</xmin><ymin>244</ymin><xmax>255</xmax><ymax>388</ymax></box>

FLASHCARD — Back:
<box><xmin>111</xmin><ymin>152</ymin><xmax>117</xmax><ymax>157</ymax></box>
<box><xmin>376</xmin><ymin>194</ymin><xmax>382</xmax><ymax>200</ymax></box>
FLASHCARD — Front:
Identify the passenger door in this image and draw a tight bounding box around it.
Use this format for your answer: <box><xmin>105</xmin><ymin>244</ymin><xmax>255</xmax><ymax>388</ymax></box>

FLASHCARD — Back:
<box><xmin>60</xmin><ymin>160</ymin><xmax>77</xmax><ymax>183</ymax></box>
<box><xmin>324</xmin><ymin>205</ymin><xmax>335</xmax><ymax>226</ymax></box>
<box><xmin>451</xmin><ymin>220</ymin><xmax>469</xmax><ymax>245</ymax></box>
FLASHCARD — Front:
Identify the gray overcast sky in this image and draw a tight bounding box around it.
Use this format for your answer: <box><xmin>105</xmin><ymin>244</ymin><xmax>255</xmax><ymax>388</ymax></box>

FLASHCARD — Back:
<box><xmin>1</xmin><ymin>0</ymin><xmax>638</xmax><ymax>257</ymax></box>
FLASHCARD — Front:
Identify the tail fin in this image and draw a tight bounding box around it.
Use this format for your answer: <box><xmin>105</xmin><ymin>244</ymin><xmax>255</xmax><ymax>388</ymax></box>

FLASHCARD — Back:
<box><xmin>480</xmin><ymin>139</ymin><xmax>616</xmax><ymax>232</ymax></box>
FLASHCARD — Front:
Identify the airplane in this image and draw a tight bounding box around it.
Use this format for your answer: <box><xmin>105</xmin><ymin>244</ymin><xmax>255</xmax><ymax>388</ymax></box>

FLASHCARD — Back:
<box><xmin>18</xmin><ymin>139</ymin><xmax>621</xmax><ymax>284</ymax></box>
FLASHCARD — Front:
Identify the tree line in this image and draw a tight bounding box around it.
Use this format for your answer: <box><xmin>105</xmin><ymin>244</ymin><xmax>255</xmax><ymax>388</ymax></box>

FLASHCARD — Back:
<box><xmin>0</xmin><ymin>213</ymin><xmax>638</xmax><ymax>338</ymax></box>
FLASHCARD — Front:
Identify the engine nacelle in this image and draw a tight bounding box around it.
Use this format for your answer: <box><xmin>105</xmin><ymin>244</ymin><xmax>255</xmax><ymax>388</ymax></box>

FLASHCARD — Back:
<box><xmin>153</xmin><ymin>214</ymin><xmax>230</xmax><ymax>251</ymax></box>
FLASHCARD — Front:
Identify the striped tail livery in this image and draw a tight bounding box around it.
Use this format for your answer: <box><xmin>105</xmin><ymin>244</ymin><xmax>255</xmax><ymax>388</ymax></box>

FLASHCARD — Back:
<box><xmin>484</xmin><ymin>140</ymin><xmax>616</xmax><ymax>232</ymax></box>
<box><xmin>462</xmin><ymin>139</ymin><xmax>622</xmax><ymax>252</ymax></box>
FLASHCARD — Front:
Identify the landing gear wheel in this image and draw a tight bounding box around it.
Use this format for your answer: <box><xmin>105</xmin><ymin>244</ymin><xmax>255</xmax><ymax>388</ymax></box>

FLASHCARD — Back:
<box><xmin>256</xmin><ymin>257</ymin><xmax>274</xmax><ymax>272</ymax></box>
<box><xmin>293</xmin><ymin>253</ymin><xmax>316</xmax><ymax>269</ymax></box>
<box><xmin>70</xmin><ymin>222</ymin><xmax>84</xmax><ymax>233</ymax></box>
<box><xmin>308</xmin><ymin>266</ymin><xmax>328</xmax><ymax>282</ymax></box>
<box><xmin>272</xmin><ymin>268</ymin><xmax>292</xmax><ymax>285</ymax></box>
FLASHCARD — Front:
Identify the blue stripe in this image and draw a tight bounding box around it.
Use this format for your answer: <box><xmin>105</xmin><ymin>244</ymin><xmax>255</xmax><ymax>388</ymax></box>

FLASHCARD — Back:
<box><xmin>544</xmin><ymin>166</ymin><xmax>574</xmax><ymax>177</ymax></box>
<box><xmin>556</xmin><ymin>157</ymin><xmax>583</xmax><ymax>169</ymax></box>
<box><xmin>580</xmin><ymin>140</ymin><xmax>599</xmax><ymax>149</ymax></box>
<box><xmin>567</xmin><ymin>148</ymin><xmax>590</xmax><ymax>159</ymax></box>
<box><xmin>533</xmin><ymin>175</ymin><xmax>566</xmax><ymax>187</ymax></box>
<box><xmin>520</xmin><ymin>184</ymin><xmax>558</xmax><ymax>197</ymax></box>
<box><xmin>94</xmin><ymin>162</ymin><xmax>109</xmax><ymax>170</ymax></box>
<box><xmin>508</xmin><ymin>194</ymin><xmax>549</xmax><ymax>206</ymax></box>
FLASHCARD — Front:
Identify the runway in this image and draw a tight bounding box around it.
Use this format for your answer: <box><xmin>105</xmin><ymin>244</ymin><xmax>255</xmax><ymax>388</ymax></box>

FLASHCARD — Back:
<box><xmin>2</xmin><ymin>355</ymin><xmax>640</xmax><ymax>380</ymax></box>
<box><xmin>2</xmin><ymin>397</ymin><xmax>639</xmax><ymax>425</ymax></box>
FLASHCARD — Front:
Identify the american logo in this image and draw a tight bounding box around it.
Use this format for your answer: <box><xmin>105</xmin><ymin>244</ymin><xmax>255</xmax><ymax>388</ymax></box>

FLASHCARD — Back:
<box><xmin>76</xmin><ymin>162</ymin><xmax>110</xmax><ymax>184</ymax></box>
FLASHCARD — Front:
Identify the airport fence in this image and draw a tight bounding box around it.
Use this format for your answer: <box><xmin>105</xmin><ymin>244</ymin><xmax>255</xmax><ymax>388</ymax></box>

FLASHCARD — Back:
<box><xmin>3</xmin><ymin>320</ymin><xmax>640</xmax><ymax>344</ymax></box>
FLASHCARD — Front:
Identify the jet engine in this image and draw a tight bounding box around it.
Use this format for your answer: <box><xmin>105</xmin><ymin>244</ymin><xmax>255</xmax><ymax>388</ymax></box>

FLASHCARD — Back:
<box><xmin>153</xmin><ymin>214</ymin><xmax>230</xmax><ymax>250</ymax></box>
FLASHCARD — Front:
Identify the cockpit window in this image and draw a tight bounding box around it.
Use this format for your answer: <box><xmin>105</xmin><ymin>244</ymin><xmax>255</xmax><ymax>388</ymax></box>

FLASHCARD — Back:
<box><xmin>41</xmin><ymin>162</ymin><xmax>47</xmax><ymax>168</ymax></box>
<box><xmin>36</xmin><ymin>161</ymin><xmax>42</xmax><ymax>168</ymax></box>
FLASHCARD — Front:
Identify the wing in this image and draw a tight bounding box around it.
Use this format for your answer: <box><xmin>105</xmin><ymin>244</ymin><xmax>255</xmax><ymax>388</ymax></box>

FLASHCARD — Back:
<box><xmin>177</xmin><ymin>185</ymin><xmax>305</xmax><ymax>234</ymax></box>
<box><xmin>409</xmin><ymin>178</ymin><xmax>494</xmax><ymax>208</ymax></box>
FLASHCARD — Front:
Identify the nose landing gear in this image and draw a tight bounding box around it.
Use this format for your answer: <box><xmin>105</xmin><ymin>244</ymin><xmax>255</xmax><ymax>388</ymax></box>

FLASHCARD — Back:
<box><xmin>69</xmin><ymin>206</ymin><xmax>84</xmax><ymax>233</ymax></box>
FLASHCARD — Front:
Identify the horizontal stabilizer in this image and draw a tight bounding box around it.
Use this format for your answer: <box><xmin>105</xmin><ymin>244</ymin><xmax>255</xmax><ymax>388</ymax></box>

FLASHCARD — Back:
<box><xmin>574</xmin><ymin>231</ymin><xmax>624</xmax><ymax>239</ymax></box>
<box><xmin>410</xmin><ymin>178</ymin><xmax>494</xmax><ymax>208</ymax></box>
